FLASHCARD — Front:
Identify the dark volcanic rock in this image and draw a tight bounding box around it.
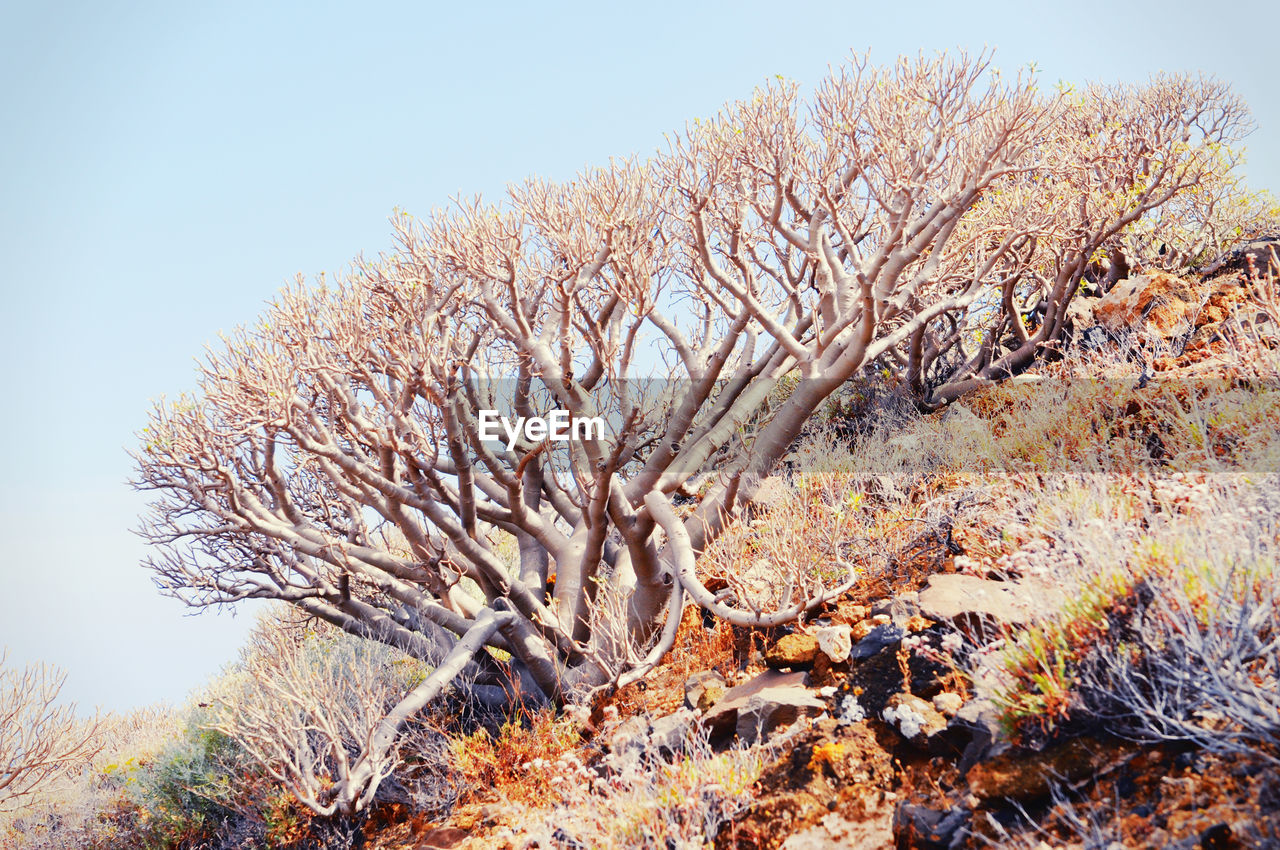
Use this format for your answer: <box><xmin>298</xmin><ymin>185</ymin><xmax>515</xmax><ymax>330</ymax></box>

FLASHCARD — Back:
<box><xmin>894</xmin><ymin>803</ymin><xmax>970</xmax><ymax>850</ymax></box>
<box><xmin>849</xmin><ymin>623</ymin><xmax>906</xmax><ymax>660</ymax></box>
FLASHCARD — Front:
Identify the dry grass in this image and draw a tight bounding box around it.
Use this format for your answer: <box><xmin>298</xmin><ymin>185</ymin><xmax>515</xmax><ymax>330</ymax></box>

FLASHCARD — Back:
<box><xmin>447</xmin><ymin>707</ymin><xmax>581</xmax><ymax>809</ymax></box>
<box><xmin>0</xmin><ymin>702</ymin><xmax>184</xmax><ymax>849</ymax></box>
<box><xmin>987</xmin><ymin>473</ymin><xmax>1279</xmax><ymax>754</ymax></box>
<box><xmin>515</xmin><ymin>710</ymin><xmax>777</xmax><ymax>850</ymax></box>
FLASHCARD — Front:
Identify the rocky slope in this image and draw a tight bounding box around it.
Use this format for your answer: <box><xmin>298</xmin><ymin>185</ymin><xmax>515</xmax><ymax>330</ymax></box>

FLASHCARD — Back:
<box><xmin>399</xmin><ymin>241</ymin><xmax>1280</xmax><ymax>850</ymax></box>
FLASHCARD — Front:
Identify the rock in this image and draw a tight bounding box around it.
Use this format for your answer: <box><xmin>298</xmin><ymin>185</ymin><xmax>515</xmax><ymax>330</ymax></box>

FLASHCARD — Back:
<box><xmin>904</xmin><ymin>614</ymin><xmax>935</xmax><ymax>633</ymax></box>
<box><xmin>736</xmin><ymin>687</ymin><xmax>827</xmax><ymax>744</ymax></box>
<box><xmin>849</xmin><ymin>623</ymin><xmax>906</xmax><ymax>661</ymax></box>
<box><xmin>415</xmin><ymin>826</ymin><xmax>469</xmax><ymax>848</ymax></box>
<box><xmin>843</xmin><ymin>632</ymin><xmax>950</xmax><ymax>717</ymax></box>
<box><xmin>917</xmin><ymin>574</ymin><xmax>1059</xmax><ymax>631</ymax></box>
<box><xmin>813</xmin><ymin>624</ymin><xmax>852</xmax><ymax>662</ymax></box>
<box><xmin>1064</xmin><ymin>292</ymin><xmax>1100</xmax><ymax>332</ymax></box>
<box><xmin>837</xmin><ymin>602</ymin><xmax>869</xmax><ymax>623</ymax></box>
<box><xmin>953</xmin><ymin>697</ymin><xmax>1005</xmax><ymax>772</ymax></box>
<box><xmin>684</xmin><ymin>669</ymin><xmax>727</xmax><ymax>713</ymax></box>
<box><xmin>703</xmin><ymin>669</ymin><xmax>814</xmax><ymax>740</ymax></box>
<box><xmin>870</xmin><ymin>474</ymin><xmax>907</xmax><ymax>503</ymax></box>
<box><xmin>723</xmin><ymin>720</ymin><xmax>896</xmax><ymax>850</ymax></box>
<box><xmin>966</xmin><ymin>737</ymin><xmax>1111</xmax><ymax>801</ymax></box>
<box><xmin>851</xmin><ymin>614</ymin><xmax>891</xmax><ymax>641</ymax></box>
<box><xmin>932</xmin><ymin>692</ymin><xmax>964</xmax><ymax>717</ymax></box>
<box><xmin>1196</xmin><ymin>277</ymin><xmax>1248</xmax><ymax>326</ymax></box>
<box><xmin>765</xmin><ymin>632</ymin><xmax>819</xmax><ymax>668</ymax></box>
<box><xmin>780</xmin><ymin>810</ymin><xmax>895</xmax><ymax>849</ymax></box>
<box><xmin>1187</xmin><ymin>306</ymin><xmax>1278</xmax><ymax>352</ymax></box>
<box><xmin>872</xmin><ymin>591</ymin><xmax>921</xmax><ymax>625</ymax></box>
<box><xmin>893</xmin><ymin>804</ymin><xmax>970</xmax><ymax>850</ymax></box>
<box><xmin>1213</xmin><ymin>236</ymin><xmax>1280</xmax><ymax>277</ymax></box>
<box><xmin>606</xmin><ymin>715</ymin><xmax>650</xmax><ymax>761</ymax></box>
<box><xmin>1093</xmin><ymin>270</ymin><xmax>1199</xmax><ymax>338</ymax></box>
<box><xmin>603</xmin><ymin>710</ymin><xmax>698</xmax><ymax>768</ymax></box>
<box><xmin>648</xmin><ymin>710</ymin><xmax>695</xmax><ymax>756</ymax></box>
<box><xmin>808</xmin><ymin>649</ymin><xmax>845</xmax><ymax>689</ymax></box>
<box><xmin>882</xmin><ymin>693</ymin><xmax>947</xmax><ymax>740</ymax></box>
<box><xmin>1076</xmin><ymin>323</ymin><xmax>1113</xmax><ymax>352</ymax></box>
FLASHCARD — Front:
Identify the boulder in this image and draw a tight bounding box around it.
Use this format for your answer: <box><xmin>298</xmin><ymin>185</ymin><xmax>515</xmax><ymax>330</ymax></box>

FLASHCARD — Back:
<box><xmin>605</xmin><ymin>715</ymin><xmax>650</xmax><ymax>765</ymax></box>
<box><xmin>1076</xmin><ymin>324</ymin><xmax>1113</xmax><ymax>352</ymax></box>
<box><xmin>703</xmin><ymin>669</ymin><xmax>819</xmax><ymax>740</ymax></box>
<box><xmin>1196</xmin><ymin>277</ymin><xmax>1250</xmax><ymax>326</ymax></box>
<box><xmin>779</xmin><ymin>811</ymin><xmax>895</xmax><ymax>850</ymax></box>
<box><xmin>871</xmin><ymin>591</ymin><xmax>921</xmax><ymax>625</ymax></box>
<box><xmin>893</xmin><ymin>804</ymin><xmax>970</xmax><ymax>850</ymax></box>
<box><xmin>953</xmin><ymin>697</ymin><xmax>1005</xmax><ymax>772</ymax></box>
<box><xmin>1187</xmin><ymin>308</ymin><xmax>1278</xmax><ymax>352</ymax></box>
<box><xmin>849</xmin><ymin>623</ymin><xmax>906</xmax><ymax>661</ymax></box>
<box><xmin>736</xmin><ymin>687</ymin><xmax>827</xmax><ymax>744</ymax></box>
<box><xmin>1093</xmin><ymin>270</ymin><xmax>1199</xmax><ymax>338</ymax></box>
<box><xmin>834</xmin><ymin>601</ymin><xmax>869</xmax><ymax>624</ymax></box>
<box><xmin>869</xmin><ymin>474</ymin><xmax>907</xmax><ymax>503</ymax></box>
<box><xmin>765</xmin><ymin>632</ymin><xmax>819</xmax><ymax>668</ymax></box>
<box><xmin>1212</xmin><ymin>236</ymin><xmax>1280</xmax><ymax>277</ymax></box>
<box><xmin>647</xmin><ymin>710</ymin><xmax>695</xmax><ymax>756</ymax></box>
<box><xmin>1064</xmin><ymin>292</ymin><xmax>1101</xmax><ymax>332</ymax></box>
<box><xmin>917</xmin><ymin>574</ymin><xmax>1060</xmax><ymax>631</ymax></box>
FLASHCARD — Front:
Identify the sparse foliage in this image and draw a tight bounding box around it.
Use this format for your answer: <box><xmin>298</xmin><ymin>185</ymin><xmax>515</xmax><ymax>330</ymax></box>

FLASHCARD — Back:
<box><xmin>0</xmin><ymin>650</ymin><xmax>105</xmax><ymax>813</ymax></box>
<box><xmin>131</xmin><ymin>51</ymin><xmax>1257</xmax><ymax>757</ymax></box>
<box><xmin>991</xmin><ymin>474</ymin><xmax>1280</xmax><ymax>755</ymax></box>
<box><xmin>206</xmin><ymin>611</ymin><xmax>466</xmax><ymax>820</ymax></box>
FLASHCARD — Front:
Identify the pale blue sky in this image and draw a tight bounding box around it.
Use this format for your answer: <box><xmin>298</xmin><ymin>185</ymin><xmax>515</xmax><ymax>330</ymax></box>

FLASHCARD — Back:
<box><xmin>2</xmin><ymin>0</ymin><xmax>1277</xmax><ymax>713</ymax></box>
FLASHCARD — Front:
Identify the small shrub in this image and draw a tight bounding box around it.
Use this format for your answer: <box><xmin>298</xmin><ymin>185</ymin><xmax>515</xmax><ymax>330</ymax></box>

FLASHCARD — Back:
<box><xmin>206</xmin><ymin>608</ymin><xmax>436</xmax><ymax>823</ymax></box>
<box><xmin>994</xmin><ymin>475</ymin><xmax>1280</xmax><ymax>756</ymax></box>
<box><xmin>109</xmin><ymin>721</ymin><xmax>261</xmax><ymax>848</ymax></box>
<box><xmin>0</xmin><ymin>652</ymin><xmax>106</xmax><ymax>814</ymax></box>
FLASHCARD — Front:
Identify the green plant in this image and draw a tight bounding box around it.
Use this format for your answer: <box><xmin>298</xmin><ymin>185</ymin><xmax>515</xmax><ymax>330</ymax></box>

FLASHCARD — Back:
<box><xmin>993</xmin><ymin>475</ymin><xmax>1280</xmax><ymax>753</ymax></box>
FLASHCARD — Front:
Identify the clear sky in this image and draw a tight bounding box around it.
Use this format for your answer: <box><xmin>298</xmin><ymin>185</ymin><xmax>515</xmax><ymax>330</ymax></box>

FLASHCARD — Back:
<box><xmin>2</xmin><ymin>0</ymin><xmax>1277</xmax><ymax>714</ymax></box>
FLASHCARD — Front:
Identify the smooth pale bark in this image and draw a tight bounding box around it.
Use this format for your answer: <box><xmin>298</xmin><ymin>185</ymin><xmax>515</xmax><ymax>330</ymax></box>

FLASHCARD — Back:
<box><xmin>135</xmin><ymin>57</ymin><xmax>1247</xmax><ymax>723</ymax></box>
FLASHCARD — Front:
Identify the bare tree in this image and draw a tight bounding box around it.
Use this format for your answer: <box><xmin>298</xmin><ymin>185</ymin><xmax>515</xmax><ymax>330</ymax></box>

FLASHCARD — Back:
<box><xmin>897</xmin><ymin>73</ymin><xmax>1252</xmax><ymax>401</ymax></box>
<box><xmin>206</xmin><ymin>611</ymin><xmax>495</xmax><ymax>819</ymax></box>
<box><xmin>132</xmin><ymin>52</ymin><xmax>1251</xmax><ymax>736</ymax></box>
<box><xmin>0</xmin><ymin>650</ymin><xmax>105</xmax><ymax>813</ymax></box>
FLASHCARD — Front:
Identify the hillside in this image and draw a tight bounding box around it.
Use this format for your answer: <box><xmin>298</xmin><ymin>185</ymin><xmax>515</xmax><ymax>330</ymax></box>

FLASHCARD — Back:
<box><xmin>4</xmin><ymin>241</ymin><xmax>1278</xmax><ymax>849</ymax></box>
